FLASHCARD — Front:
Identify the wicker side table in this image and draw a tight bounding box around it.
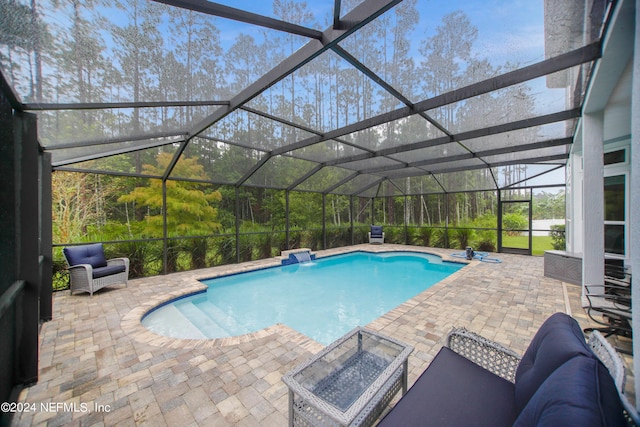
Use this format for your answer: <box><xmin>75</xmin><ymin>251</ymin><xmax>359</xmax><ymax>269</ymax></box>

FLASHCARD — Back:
<box><xmin>282</xmin><ymin>327</ymin><xmax>413</xmax><ymax>427</ymax></box>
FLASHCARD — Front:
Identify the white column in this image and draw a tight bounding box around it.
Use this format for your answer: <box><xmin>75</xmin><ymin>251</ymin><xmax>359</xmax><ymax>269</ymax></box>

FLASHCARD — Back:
<box><xmin>581</xmin><ymin>112</ymin><xmax>604</xmax><ymax>297</ymax></box>
<box><xmin>631</xmin><ymin>0</ymin><xmax>640</xmax><ymax>409</ymax></box>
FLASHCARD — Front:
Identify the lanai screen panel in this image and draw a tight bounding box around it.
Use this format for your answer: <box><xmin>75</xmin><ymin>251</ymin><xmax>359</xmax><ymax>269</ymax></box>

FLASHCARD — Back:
<box><xmin>387</xmin><ymin>175</ymin><xmax>445</xmax><ymax>195</ymax></box>
<box><xmin>426</xmin><ymin>158</ymin><xmax>488</xmax><ymax>175</ymax></box>
<box><xmin>176</xmin><ymin>138</ymin><xmax>267</xmax><ymax>184</ymax></box>
<box><xmin>461</xmin><ymin>121</ymin><xmax>577</xmax><ymax>153</ymax></box>
<box><xmin>338</xmin><ymin>156</ymin><xmax>405</xmax><ymax>173</ymax></box>
<box><xmin>422</xmin><ymin>73</ymin><xmax>580</xmax><ymax>137</ymax></box>
<box><xmin>287</xmin><ymin>140</ymin><xmax>370</xmax><ymax>163</ymax></box>
<box><xmin>339</xmin><ymin>114</ymin><xmax>447</xmax><ymax>152</ymax></box>
<box><xmin>56</xmin><ymin>142</ymin><xmax>181</xmax><ymax>175</ymax></box>
<box><xmin>245</xmin><ymin>48</ymin><xmax>405</xmax><ymax>134</ymax></box>
<box><xmin>50</xmin><ymin>137</ymin><xmax>183</xmax><ymax>170</ymax></box>
<box><xmin>507</xmin><ymin>166</ymin><xmax>566</xmax><ymax>188</ymax></box>
<box><xmin>436</xmin><ymin>169</ymin><xmax>498</xmax><ymax>193</ymax></box>
<box><xmin>333</xmin><ymin>173</ymin><xmax>382</xmax><ymax>196</ymax></box>
<box><xmin>243</xmin><ymin>155</ymin><xmax>319</xmax><ymax>189</ymax></box>
<box><xmin>1</xmin><ymin>0</ymin><xmax>608</xmax><ymax>194</ymax></box>
<box><xmin>2</xmin><ymin>0</ymin><xmax>312</xmax><ymax>144</ymax></box>
<box><xmin>494</xmin><ymin>164</ymin><xmax>567</xmax><ymax>188</ymax></box>
<box><xmin>387</xmin><ymin>142</ymin><xmax>472</xmax><ymax>166</ymax></box>
<box><xmin>293</xmin><ymin>166</ymin><xmax>355</xmax><ymax>193</ymax></box>
<box><xmin>37</xmin><ymin>107</ymin><xmax>214</xmax><ymax>148</ymax></box>
<box><xmin>211</xmin><ymin>0</ymin><xmax>333</xmax><ymax>31</ymax></box>
<box><xmin>198</xmin><ymin>109</ymin><xmax>318</xmax><ymax>151</ymax></box>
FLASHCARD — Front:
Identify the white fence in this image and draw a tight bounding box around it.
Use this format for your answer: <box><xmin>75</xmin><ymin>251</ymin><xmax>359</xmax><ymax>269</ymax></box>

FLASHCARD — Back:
<box><xmin>531</xmin><ymin>219</ymin><xmax>565</xmax><ymax>236</ymax></box>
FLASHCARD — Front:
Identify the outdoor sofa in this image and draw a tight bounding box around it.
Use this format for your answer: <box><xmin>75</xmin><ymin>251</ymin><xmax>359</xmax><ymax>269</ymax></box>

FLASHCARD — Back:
<box><xmin>63</xmin><ymin>243</ymin><xmax>129</xmax><ymax>296</ymax></box>
<box><xmin>378</xmin><ymin>312</ymin><xmax>631</xmax><ymax>426</ymax></box>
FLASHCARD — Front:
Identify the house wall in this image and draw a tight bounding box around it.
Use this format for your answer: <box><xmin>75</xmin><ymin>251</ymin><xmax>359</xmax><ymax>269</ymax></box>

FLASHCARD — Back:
<box><xmin>631</xmin><ymin>0</ymin><xmax>640</xmax><ymax>406</ymax></box>
<box><xmin>567</xmin><ymin>0</ymin><xmax>638</xmax><ymax>408</ymax></box>
<box><xmin>567</xmin><ymin>1</ymin><xmax>635</xmax><ymax>269</ymax></box>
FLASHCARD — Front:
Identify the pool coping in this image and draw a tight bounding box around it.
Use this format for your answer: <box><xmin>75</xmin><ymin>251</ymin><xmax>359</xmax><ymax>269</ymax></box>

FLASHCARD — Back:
<box><xmin>121</xmin><ymin>244</ymin><xmax>474</xmax><ymax>351</ymax></box>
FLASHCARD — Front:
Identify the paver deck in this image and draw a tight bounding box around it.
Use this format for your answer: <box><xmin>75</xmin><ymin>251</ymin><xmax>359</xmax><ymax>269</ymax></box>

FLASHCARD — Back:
<box><xmin>9</xmin><ymin>244</ymin><xmax>630</xmax><ymax>426</ymax></box>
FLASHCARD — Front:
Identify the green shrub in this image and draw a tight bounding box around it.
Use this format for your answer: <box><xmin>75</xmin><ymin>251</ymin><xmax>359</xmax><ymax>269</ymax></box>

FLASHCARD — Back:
<box><xmin>189</xmin><ymin>237</ymin><xmax>208</xmax><ymax>269</ymax></box>
<box><xmin>417</xmin><ymin>227</ymin><xmax>434</xmax><ymax>247</ymax></box>
<box><xmin>550</xmin><ymin>224</ymin><xmax>566</xmax><ymax>250</ymax></box>
<box><xmin>238</xmin><ymin>236</ymin><xmax>253</xmax><ymax>262</ymax></box>
<box><xmin>52</xmin><ymin>257</ymin><xmax>69</xmax><ymax>291</ymax></box>
<box><xmin>453</xmin><ymin>228</ymin><xmax>475</xmax><ymax>249</ymax></box>
<box><xmin>381</xmin><ymin>226</ymin><xmax>400</xmax><ymax>244</ymax></box>
<box><xmin>326</xmin><ymin>227</ymin><xmax>351</xmax><ymax>248</ymax></box>
<box><xmin>163</xmin><ymin>240</ymin><xmax>181</xmax><ymax>273</ymax></box>
<box><xmin>503</xmin><ymin>213</ymin><xmax>527</xmax><ymax>236</ymax></box>
<box><xmin>473</xmin><ymin>230</ymin><xmax>497</xmax><ymax>252</ymax></box>
<box><xmin>354</xmin><ymin>227</ymin><xmax>368</xmax><ymax>244</ymax></box>
<box><xmin>216</xmin><ymin>235</ymin><xmax>236</xmax><ymax>264</ymax></box>
<box><xmin>288</xmin><ymin>231</ymin><xmax>302</xmax><ymax>249</ymax></box>
<box><xmin>301</xmin><ymin>229</ymin><xmax>320</xmax><ymax>250</ymax></box>
<box><xmin>257</xmin><ymin>233</ymin><xmax>274</xmax><ymax>259</ymax></box>
<box><xmin>114</xmin><ymin>240</ymin><xmax>161</xmax><ymax>278</ymax></box>
<box><xmin>431</xmin><ymin>228</ymin><xmax>447</xmax><ymax>248</ymax></box>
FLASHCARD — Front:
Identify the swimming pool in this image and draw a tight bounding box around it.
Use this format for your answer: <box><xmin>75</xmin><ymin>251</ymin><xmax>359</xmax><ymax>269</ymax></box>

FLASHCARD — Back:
<box><xmin>142</xmin><ymin>251</ymin><xmax>463</xmax><ymax>345</ymax></box>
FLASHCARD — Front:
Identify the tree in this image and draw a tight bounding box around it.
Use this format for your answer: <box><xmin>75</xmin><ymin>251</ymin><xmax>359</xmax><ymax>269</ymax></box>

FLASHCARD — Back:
<box><xmin>118</xmin><ymin>152</ymin><xmax>222</xmax><ymax>237</ymax></box>
<box><xmin>118</xmin><ymin>153</ymin><xmax>223</xmax><ymax>271</ymax></box>
<box><xmin>111</xmin><ymin>0</ymin><xmax>164</xmax><ymax>173</ymax></box>
<box><xmin>0</xmin><ymin>0</ymin><xmax>48</xmax><ymax>99</ymax></box>
<box><xmin>52</xmin><ymin>172</ymin><xmax>99</xmax><ymax>243</ymax></box>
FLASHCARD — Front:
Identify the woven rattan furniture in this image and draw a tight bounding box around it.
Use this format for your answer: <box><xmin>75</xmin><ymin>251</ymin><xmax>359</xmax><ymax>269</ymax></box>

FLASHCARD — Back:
<box><xmin>282</xmin><ymin>327</ymin><xmax>413</xmax><ymax>427</ymax></box>
<box><xmin>378</xmin><ymin>313</ymin><xmax>627</xmax><ymax>427</ymax></box>
<box><xmin>367</xmin><ymin>226</ymin><xmax>384</xmax><ymax>244</ymax></box>
<box><xmin>588</xmin><ymin>330</ymin><xmax>640</xmax><ymax>425</ymax></box>
<box><xmin>63</xmin><ymin>243</ymin><xmax>129</xmax><ymax>296</ymax></box>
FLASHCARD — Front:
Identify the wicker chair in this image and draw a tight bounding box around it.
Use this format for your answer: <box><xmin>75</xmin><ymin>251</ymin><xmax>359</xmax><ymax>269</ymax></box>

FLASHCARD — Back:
<box><xmin>63</xmin><ymin>243</ymin><xmax>129</xmax><ymax>296</ymax></box>
<box><xmin>368</xmin><ymin>225</ymin><xmax>384</xmax><ymax>244</ymax></box>
<box><xmin>588</xmin><ymin>330</ymin><xmax>640</xmax><ymax>425</ymax></box>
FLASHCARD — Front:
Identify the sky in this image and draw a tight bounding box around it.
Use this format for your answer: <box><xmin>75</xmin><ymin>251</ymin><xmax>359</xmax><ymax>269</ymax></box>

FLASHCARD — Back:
<box><xmin>3</xmin><ymin>0</ymin><xmax>568</xmax><ymax>187</ymax></box>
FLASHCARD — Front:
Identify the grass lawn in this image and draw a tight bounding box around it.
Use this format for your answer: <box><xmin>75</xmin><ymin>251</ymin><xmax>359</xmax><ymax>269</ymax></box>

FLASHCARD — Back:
<box><xmin>501</xmin><ymin>235</ymin><xmax>554</xmax><ymax>256</ymax></box>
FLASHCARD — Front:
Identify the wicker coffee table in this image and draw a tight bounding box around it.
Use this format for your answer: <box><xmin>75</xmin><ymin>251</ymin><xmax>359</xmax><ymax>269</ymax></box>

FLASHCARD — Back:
<box><xmin>282</xmin><ymin>327</ymin><xmax>413</xmax><ymax>427</ymax></box>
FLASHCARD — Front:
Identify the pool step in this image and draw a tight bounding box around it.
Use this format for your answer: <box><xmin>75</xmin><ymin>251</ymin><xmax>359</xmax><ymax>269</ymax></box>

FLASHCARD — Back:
<box><xmin>174</xmin><ymin>300</ymin><xmax>230</xmax><ymax>337</ymax></box>
<box><xmin>146</xmin><ymin>304</ymin><xmax>208</xmax><ymax>340</ymax></box>
<box><xmin>194</xmin><ymin>300</ymin><xmax>243</xmax><ymax>336</ymax></box>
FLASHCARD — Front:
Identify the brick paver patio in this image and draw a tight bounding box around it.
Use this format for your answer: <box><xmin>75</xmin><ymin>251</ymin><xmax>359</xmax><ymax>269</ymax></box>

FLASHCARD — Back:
<box><xmin>9</xmin><ymin>244</ymin><xmax>612</xmax><ymax>426</ymax></box>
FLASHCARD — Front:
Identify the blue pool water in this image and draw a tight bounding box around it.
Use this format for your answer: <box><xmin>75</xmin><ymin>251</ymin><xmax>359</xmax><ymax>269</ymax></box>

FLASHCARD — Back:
<box><xmin>142</xmin><ymin>251</ymin><xmax>463</xmax><ymax>345</ymax></box>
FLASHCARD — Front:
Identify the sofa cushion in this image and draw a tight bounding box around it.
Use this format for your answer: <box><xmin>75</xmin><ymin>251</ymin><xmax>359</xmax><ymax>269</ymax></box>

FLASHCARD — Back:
<box><xmin>377</xmin><ymin>347</ymin><xmax>517</xmax><ymax>427</ymax></box>
<box><xmin>64</xmin><ymin>243</ymin><xmax>108</xmax><ymax>269</ymax></box>
<box><xmin>514</xmin><ymin>312</ymin><xmax>594</xmax><ymax>412</ymax></box>
<box><xmin>370</xmin><ymin>226</ymin><xmax>383</xmax><ymax>237</ymax></box>
<box><xmin>92</xmin><ymin>264</ymin><xmax>126</xmax><ymax>279</ymax></box>
<box><xmin>513</xmin><ymin>356</ymin><xmax>625</xmax><ymax>427</ymax></box>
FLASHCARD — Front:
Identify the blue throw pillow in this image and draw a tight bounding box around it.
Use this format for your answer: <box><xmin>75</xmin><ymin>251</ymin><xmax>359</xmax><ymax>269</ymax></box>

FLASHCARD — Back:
<box><xmin>513</xmin><ymin>356</ymin><xmax>625</xmax><ymax>427</ymax></box>
<box><xmin>514</xmin><ymin>313</ymin><xmax>595</xmax><ymax>412</ymax></box>
<box><xmin>64</xmin><ymin>243</ymin><xmax>108</xmax><ymax>269</ymax></box>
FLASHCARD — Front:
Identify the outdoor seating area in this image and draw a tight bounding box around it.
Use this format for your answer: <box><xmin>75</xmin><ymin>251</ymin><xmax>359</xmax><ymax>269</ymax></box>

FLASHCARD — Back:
<box><xmin>368</xmin><ymin>226</ymin><xmax>385</xmax><ymax>245</ymax></box>
<box><xmin>377</xmin><ymin>312</ymin><xmax>632</xmax><ymax>426</ymax></box>
<box><xmin>1</xmin><ymin>0</ymin><xmax>637</xmax><ymax>425</ymax></box>
<box><xmin>9</xmin><ymin>246</ymin><xmax>635</xmax><ymax>426</ymax></box>
<box><xmin>63</xmin><ymin>243</ymin><xmax>130</xmax><ymax>297</ymax></box>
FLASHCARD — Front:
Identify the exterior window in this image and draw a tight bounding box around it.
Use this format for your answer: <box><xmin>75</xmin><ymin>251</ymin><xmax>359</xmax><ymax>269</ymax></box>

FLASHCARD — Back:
<box><xmin>604</xmin><ymin>149</ymin><xmax>625</xmax><ymax>166</ymax></box>
<box><xmin>604</xmin><ymin>175</ymin><xmax>625</xmax><ymax>221</ymax></box>
<box><xmin>603</xmin><ymin>174</ymin><xmax>625</xmax><ymax>256</ymax></box>
<box><xmin>605</xmin><ymin>224</ymin><xmax>624</xmax><ymax>255</ymax></box>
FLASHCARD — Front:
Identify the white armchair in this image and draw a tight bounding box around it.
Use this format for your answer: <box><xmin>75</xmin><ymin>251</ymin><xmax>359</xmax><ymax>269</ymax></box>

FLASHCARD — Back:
<box><xmin>368</xmin><ymin>225</ymin><xmax>385</xmax><ymax>244</ymax></box>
